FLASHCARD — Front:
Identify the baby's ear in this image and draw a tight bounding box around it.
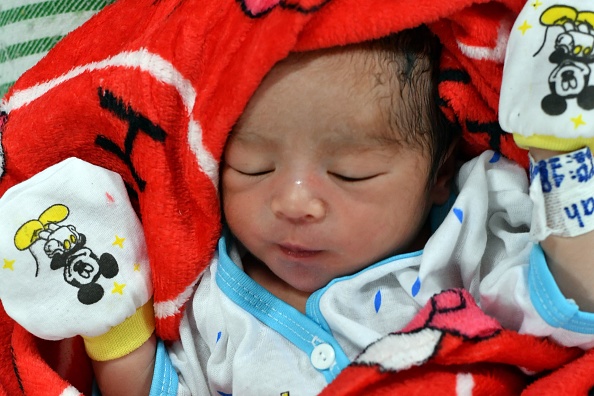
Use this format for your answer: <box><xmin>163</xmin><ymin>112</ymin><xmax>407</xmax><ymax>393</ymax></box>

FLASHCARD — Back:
<box><xmin>430</xmin><ymin>145</ymin><xmax>458</xmax><ymax>206</ymax></box>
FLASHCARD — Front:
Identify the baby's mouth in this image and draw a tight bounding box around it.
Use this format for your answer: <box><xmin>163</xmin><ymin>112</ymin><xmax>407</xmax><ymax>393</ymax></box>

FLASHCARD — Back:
<box><xmin>278</xmin><ymin>244</ymin><xmax>322</xmax><ymax>259</ymax></box>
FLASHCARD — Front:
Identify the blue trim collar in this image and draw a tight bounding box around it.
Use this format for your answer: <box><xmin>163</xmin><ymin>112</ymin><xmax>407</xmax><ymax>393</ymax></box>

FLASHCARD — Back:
<box><xmin>215</xmin><ymin>236</ymin><xmax>350</xmax><ymax>383</ymax></box>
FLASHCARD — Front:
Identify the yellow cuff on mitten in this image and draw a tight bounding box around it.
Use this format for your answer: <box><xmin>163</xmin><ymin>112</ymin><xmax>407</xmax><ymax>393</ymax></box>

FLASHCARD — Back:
<box><xmin>83</xmin><ymin>300</ymin><xmax>155</xmax><ymax>361</ymax></box>
<box><xmin>514</xmin><ymin>134</ymin><xmax>594</xmax><ymax>152</ymax></box>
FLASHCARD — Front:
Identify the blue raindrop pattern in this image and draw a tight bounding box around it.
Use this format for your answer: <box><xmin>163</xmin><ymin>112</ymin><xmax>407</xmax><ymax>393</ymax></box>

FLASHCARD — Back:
<box><xmin>374</xmin><ymin>290</ymin><xmax>382</xmax><ymax>313</ymax></box>
<box><xmin>489</xmin><ymin>152</ymin><xmax>501</xmax><ymax>163</ymax></box>
<box><xmin>453</xmin><ymin>208</ymin><xmax>464</xmax><ymax>223</ymax></box>
<box><xmin>412</xmin><ymin>277</ymin><xmax>421</xmax><ymax>297</ymax></box>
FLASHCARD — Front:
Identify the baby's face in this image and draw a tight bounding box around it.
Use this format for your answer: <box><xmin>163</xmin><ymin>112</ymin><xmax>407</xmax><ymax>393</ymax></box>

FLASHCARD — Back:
<box><xmin>222</xmin><ymin>49</ymin><xmax>442</xmax><ymax>294</ymax></box>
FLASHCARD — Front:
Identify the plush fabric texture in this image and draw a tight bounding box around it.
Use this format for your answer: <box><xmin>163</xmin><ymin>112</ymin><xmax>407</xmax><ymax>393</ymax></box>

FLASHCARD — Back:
<box><xmin>320</xmin><ymin>289</ymin><xmax>594</xmax><ymax>395</ymax></box>
<box><xmin>0</xmin><ymin>0</ymin><xmax>580</xmax><ymax>393</ymax></box>
<box><xmin>0</xmin><ymin>0</ymin><xmax>114</xmax><ymax>98</ymax></box>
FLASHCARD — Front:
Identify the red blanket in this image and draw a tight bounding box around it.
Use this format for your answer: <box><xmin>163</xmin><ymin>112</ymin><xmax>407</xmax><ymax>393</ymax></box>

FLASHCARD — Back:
<box><xmin>2</xmin><ymin>0</ymin><xmax>589</xmax><ymax>394</ymax></box>
<box><xmin>321</xmin><ymin>289</ymin><xmax>594</xmax><ymax>395</ymax></box>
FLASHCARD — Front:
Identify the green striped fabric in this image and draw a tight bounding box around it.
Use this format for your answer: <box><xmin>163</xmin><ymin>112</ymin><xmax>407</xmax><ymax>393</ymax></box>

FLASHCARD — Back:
<box><xmin>0</xmin><ymin>0</ymin><xmax>114</xmax><ymax>98</ymax></box>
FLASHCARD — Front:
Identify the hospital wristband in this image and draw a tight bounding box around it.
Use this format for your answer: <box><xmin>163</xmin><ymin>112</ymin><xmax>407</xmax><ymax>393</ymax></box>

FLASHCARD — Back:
<box><xmin>529</xmin><ymin>146</ymin><xmax>594</xmax><ymax>240</ymax></box>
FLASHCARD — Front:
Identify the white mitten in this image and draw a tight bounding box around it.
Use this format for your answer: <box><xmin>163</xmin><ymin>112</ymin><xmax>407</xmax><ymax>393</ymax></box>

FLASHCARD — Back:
<box><xmin>500</xmin><ymin>0</ymin><xmax>594</xmax><ymax>151</ymax></box>
<box><xmin>0</xmin><ymin>158</ymin><xmax>153</xmax><ymax>361</ymax></box>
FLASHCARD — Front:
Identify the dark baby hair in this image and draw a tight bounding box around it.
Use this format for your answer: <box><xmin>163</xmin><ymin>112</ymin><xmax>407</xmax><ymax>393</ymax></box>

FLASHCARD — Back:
<box><xmin>364</xmin><ymin>25</ymin><xmax>460</xmax><ymax>183</ymax></box>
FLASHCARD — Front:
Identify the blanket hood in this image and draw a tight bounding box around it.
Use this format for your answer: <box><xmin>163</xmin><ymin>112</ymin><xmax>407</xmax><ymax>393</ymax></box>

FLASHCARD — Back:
<box><xmin>0</xmin><ymin>0</ymin><xmax>526</xmax><ymax>343</ymax></box>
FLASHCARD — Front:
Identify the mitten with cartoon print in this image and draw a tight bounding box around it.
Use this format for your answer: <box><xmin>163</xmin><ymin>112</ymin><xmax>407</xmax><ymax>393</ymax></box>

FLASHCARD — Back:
<box><xmin>500</xmin><ymin>0</ymin><xmax>594</xmax><ymax>151</ymax></box>
<box><xmin>0</xmin><ymin>158</ymin><xmax>153</xmax><ymax>361</ymax></box>
<box><xmin>500</xmin><ymin>0</ymin><xmax>594</xmax><ymax>239</ymax></box>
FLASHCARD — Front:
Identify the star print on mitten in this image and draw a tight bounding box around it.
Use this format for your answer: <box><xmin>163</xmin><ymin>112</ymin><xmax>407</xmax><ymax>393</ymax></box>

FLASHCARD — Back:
<box><xmin>500</xmin><ymin>0</ymin><xmax>594</xmax><ymax>151</ymax></box>
<box><xmin>0</xmin><ymin>158</ymin><xmax>153</xmax><ymax>361</ymax></box>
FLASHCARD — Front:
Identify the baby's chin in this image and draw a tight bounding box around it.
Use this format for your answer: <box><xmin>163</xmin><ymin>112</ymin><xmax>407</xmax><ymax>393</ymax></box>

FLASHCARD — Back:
<box><xmin>282</xmin><ymin>278</ymin><xmax>322</xmax><ymax>294</ymax></box>
<box><xmin>283</xmin><ymin>272</ymin><xmax>335</xmax><ymax>295</ymax></box>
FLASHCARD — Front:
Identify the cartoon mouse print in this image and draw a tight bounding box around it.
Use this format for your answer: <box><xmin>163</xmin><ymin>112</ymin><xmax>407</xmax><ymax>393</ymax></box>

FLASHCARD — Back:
<box><xmin>539</xmin><ymin>5</ymin><xmax>594</xmax><ymax>115</ymax></box>
<box><xmin>14</xmin><ymin>204</ymin><xmax>119</xmax><ymax>305</ymax></box>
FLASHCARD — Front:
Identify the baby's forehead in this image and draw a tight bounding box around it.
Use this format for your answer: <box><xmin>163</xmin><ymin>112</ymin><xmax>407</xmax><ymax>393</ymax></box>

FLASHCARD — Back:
<box><xmin>229</xmin><ymin>123</ymin><xmax>402</xmax><ymax>153</ymax></box>
<box><xmin>279</xmin><ymin>45</ymin><xmax>389</xmax><ymax>86</ymax></box>
<box><xmin>227</xmin><ymin>42</ymin><xmax>418</xmax><ymax>157</ymax></box>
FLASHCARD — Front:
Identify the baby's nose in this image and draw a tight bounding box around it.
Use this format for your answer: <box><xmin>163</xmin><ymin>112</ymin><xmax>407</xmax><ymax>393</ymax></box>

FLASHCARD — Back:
<box><xmin>271</xmin><ymin>179</ymin><xmax>326</xmax><ymax>223</ymax></box>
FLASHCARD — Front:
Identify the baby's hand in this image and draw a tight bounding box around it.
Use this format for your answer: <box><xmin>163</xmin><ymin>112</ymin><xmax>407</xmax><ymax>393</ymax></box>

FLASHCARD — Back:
<box><xmin>499</xmin><ymin>0</ymin><xmax>594</xmax><ymax>151</ymax></box>
<box><xmin>0</xmin><ymin>158</ymin><xmax>153</xmax><ymax>361</ymax></box>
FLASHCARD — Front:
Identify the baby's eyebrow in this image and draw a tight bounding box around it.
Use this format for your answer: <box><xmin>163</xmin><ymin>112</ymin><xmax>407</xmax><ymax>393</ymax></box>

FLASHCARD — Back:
<box><xmin>228</xmin><ymin>130</ymin><xmax>277</xmax><ymax>147</ymax></box>
<box><xmin>228</xmin><ymin>127</ymin><xmax>402</xmax><ymax>155</ymax></box>
<box><xmin>319</xmin><ymin>130</ymin><xmax>402</xmax><ymax>153</ymax></box>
